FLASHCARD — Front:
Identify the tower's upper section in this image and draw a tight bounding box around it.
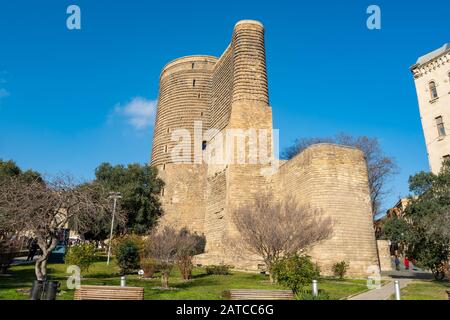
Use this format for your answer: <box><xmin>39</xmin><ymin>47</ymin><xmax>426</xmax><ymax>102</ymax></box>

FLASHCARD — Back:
<box><xmin>151</xmin><ymin>20</ymin><xmax>270</xmax><ymax>167</ymax></box>
<box><xmin>231</xmin><ymin>20</ymin><xmax>268</xmax><ymax>104</ymax></box>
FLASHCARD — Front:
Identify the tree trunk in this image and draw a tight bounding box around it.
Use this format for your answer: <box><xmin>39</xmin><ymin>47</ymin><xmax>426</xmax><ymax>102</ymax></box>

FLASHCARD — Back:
<box><xmin>35</xmin><ymin>238</ymin><xmax>58</xmax><ymax>280</ymax></box>
<box><xmin>161</xmin><ymin>272</ymin><xmax>169</xmax><ymax>288</ymax></box>
<box><xmin>35</xmin><ymin>254</ymin><xmax>48</xmax><ymax>281</ymax></box>
<box><xmin>266</xmin><ymin>262</ymin><xmax>275</xmax><ymax>284</ymax></box>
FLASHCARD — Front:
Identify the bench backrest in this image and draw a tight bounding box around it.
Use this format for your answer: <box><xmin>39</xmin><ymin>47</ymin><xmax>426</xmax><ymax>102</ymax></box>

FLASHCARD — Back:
<box><xmin>74</xmin><ymin>285</ymin><xmax>144</xmax><ymax>300</ymax></box>
<box><xmin>224</xmin><ymin>289</ymin><xmax>294</xmax><ymax>300</ymax></box>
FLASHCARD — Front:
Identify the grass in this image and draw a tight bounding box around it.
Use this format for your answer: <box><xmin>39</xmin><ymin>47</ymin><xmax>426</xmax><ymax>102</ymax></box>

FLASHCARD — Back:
<box><xmin>391</xmin><ymin>280</ymin><xmax>450</xmax><ymax>300</ymax></box>
<box><xmin>0</xmin><ymin>256</ymin><xmax>371</xmax><ymax>300</ymax></box>
<box><xmin>317</xmin><ymin>278</ymin><xmax>372</xmax><ymax>300</ymax></box>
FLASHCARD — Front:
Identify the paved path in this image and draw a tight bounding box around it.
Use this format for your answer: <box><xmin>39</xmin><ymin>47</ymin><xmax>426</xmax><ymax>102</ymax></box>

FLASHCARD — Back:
<box><xmin>348</xmin><ymin>269</ymin><xmax>433</xmax><ymax>300</ymax></box>
<box><xmin>348</xmin><ymin>278</ymin><xmax>412</xmax><ymax>300</ymax></box>
<box><xmin>11</xmin><ymin>256</ymin><xmax>38</xmax><ymax>266</ymax></box>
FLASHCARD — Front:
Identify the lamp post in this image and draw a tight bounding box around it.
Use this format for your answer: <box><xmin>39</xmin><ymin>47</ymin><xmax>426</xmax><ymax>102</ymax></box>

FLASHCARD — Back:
<box><xmin>107</xmin><ymin>192</ymin><xmax>122</xmax><ymax>265</ymax></box>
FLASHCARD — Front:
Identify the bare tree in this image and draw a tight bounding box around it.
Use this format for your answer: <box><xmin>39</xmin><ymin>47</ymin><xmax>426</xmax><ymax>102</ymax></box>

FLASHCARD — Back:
<box><xmin>145</xmin><ymin>226</ymin><xmax>180</xmax><ymax>288</ymax></box>
<box><xmin>232</xmin><ymin>193</ymin><xmax>332</xmax><ymax>283</ymax></box>
<box><xmin>145</xmin><ymin>226</ymin><xmax>205</xmax><ymax>287</ymax></box>
<box><xmin>0</xmin><ymin>174</ymin><xmax>120</xmax><ymax>280</ymax></box>
<box><xmin>282</xmin><ymin>133</ymin><xmax>398</xmax><ymax>217</ymax></box>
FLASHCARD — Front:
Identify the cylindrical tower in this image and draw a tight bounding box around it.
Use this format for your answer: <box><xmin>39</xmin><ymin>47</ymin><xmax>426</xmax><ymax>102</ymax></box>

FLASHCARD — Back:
<box><xmin>232</xmin><ymin>20</ymin><xmax>269</xmax><ymax>104</ymax></box>
<box><xmin>151</xmin><ymin>55</ymin><xmax>217</xmax><ymax>166</ymax></box>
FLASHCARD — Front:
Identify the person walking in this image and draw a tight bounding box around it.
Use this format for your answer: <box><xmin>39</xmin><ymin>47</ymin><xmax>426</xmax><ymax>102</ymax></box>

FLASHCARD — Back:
<box><xmin>404</xmin><ymin>256</ymin><xmax>410</xmax><ymax>270</ymax></box>
<box><xmin>26</xmin><ymin>239</ymin><xmax>39</xmax><ymax>261</ymax></box>
<box><xmin>394</xmin><ymin>255</ymin><xmax>401</xmax><ymax>271</ymax></box>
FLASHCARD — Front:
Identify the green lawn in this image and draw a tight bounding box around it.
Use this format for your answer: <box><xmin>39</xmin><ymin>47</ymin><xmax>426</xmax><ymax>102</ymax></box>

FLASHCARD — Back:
<box><xmin>0</xmin><ymin>257</ymin><xmax>370</xmax><ymax>300</ymax></box>
<box><xmin>392</xmin><ymin>280</ymin><xmax>450</xmax><ymax>300</ymax></box>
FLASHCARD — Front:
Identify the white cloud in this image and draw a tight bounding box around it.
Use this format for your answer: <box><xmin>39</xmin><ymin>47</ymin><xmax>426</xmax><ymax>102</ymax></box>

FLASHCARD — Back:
<box><xmin>113</xmin><ymin>96</ymin><xmax>157</xmax><ymax>130</ymax></box>
<box><xmin>0</xmin><ymin>88</ymin><xmax>10</xmax><ymax>99</ymax></box>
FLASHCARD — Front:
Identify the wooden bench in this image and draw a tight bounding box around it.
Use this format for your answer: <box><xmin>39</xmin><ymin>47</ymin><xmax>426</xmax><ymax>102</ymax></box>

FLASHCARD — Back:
<box><xmin>74</xmin><ymin>285</ymin><xmax>144</xmax><ymax>300</ymax></box>
<box><xmin>223</xmin><ymin>289</ymin><xmax>294</xmax><ymax>300</ymax></box>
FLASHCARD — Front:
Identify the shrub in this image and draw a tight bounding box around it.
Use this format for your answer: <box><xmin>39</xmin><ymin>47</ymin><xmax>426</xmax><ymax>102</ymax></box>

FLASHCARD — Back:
<box><xmin>272</xmin><ymin>254</ymin><xmax>320</xmax><ymax>294</ymax></box>
<box><xmin>64</xmin><ymin>243</ymin><xmax>97</xmax><ymax>275</ymax></box>
<box><xmin>332</xmin><ymin>261</ymin><xmax>349</xmax><ymax>280</ymax></box>
<box><xmin>175</xmin><ymin>228</ymin><xmax>206</xmax><ymax>280</ymax></box>
<box><xmin>140</xmin><ymin>258</ymin><xmax>160</xmax><ymax>278</ymax></box>
<box><xmin>177</xmin><ymin>256</ymin><xmax>194</xmax><ymax>280</ymax></box>
<box><xmin>115</xmin><ymin>239</ymin><xmax>141</xmax><ymax>274</ymax></box>
<box><xmin>205</xmin><ymin>264</ymin><xmax>233</xmax><ymax>275</ymax></box>
<box><xmin>112</xmin><ymin>234</ymin><xmax>145</xmax><ymax>258</ymax></box>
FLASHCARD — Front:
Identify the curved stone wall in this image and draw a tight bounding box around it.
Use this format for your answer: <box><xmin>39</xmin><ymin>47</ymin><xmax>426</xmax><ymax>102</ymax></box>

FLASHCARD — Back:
<box><xmin>273</xmin><ymin>143</ymin><xmax>379</xmax><ymax>275</ymax></box>
<box><xmin>151</xmin><ymin>56</ymin><xmax>217</xmax><ymax>166</ymax></box>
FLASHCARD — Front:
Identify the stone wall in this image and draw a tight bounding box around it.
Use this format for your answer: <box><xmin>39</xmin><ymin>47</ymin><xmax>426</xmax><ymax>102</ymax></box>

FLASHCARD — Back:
<box><xmin>272</xmin><ymin>144</ymin><xmax>380</xmax><ymax>276</ymax></box>
<box><xmin>156</xmin><ymin>163</ymin><xmax>206</xmax><ymax>234</ymax></box>
<box><xmin>377</xmin><ymin>240</ymin><xmax>393</xmax><ymax>272</ymax></box>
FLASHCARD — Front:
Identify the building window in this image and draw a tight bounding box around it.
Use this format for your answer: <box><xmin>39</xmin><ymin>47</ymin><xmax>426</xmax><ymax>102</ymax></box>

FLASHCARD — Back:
<box><xmin>429</xmin><ymin>81</ymin><xmax>438</xmax><ymax>100</ymax></box>
<box><xmin>192</xmin><ymin>62</ymin><xmax>195</xmax><ymax>69</ymax></box>
<box><xmin>436</xmin><ymin>116</ymin><xmax>446</xmax><ymax>137</ymax></box>
<box><xmin>198</xmin><ymin>93</ymin><xmax>201</xmax><ymax>99</ymax></box>
<box><xmin>200</xmin><ymin>111</ymin><xmax>204</xmax><ymax>117</ymax></box>
<box><xmin>162</xmin><ymin>163</ymin><xmax>166</xmax><ymax>170</ymax></box>
<box><xmin>193</xmin><ymin>79</ymin><xmax>196</xmax><ymax>87</ymax></box>
<box><xmin>167</xmin><ymin>128</ymin><xmax>170</xmax><ymax>133</ymax></box>
<box><xmin>164</xmin><ymin>145</ymin><xmax>168</xmax><ymax>153</ymax></box>
<box><xmin>202</xmin><ymin>140</ymin><xmax>207</xmax><ymax>150</ymax></box>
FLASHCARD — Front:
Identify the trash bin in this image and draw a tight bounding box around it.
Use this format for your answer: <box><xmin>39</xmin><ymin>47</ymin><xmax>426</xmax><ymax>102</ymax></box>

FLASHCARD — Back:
<box><xmin>29</xmin><ymin>280</ymin><xmax>45</xmax><ymax>300</ymax></box>
<box><xmin>42</xmin><ymin>281</ymin><xmax>60</xmax><ymax>300</ymax></box>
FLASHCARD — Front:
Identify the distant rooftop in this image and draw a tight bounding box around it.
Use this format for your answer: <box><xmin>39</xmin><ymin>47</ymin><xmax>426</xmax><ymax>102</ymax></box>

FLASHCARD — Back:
<box><xmin>416</xmin><ymin>43</ymin><xmax>450</xmax><ymax>66</ymax></box>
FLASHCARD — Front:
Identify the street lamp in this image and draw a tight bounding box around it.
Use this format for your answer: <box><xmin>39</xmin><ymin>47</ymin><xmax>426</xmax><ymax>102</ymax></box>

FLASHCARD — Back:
<box><xmin>107</xmin><ymin>192</ymin><xmax>122</xmax><ymax>265</ymax></box>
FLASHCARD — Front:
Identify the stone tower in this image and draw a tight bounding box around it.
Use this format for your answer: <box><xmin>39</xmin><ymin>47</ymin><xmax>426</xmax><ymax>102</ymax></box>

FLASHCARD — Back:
<box><xmin>411</xmin><ymin>44</ymin><xmax>450</xmax><ymax>174</ymax></box>
<box><xmin>151</xmin><ymin>20</ymin><xmax>380</xmax><ymax>275</ymax></box>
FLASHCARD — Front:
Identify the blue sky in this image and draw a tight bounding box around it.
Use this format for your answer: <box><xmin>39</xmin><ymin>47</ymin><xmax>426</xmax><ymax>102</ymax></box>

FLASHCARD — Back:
<box><xmin>0</xmin><ymin>0</ymin><xmax>449</xmax><ymax>214</ymax></box>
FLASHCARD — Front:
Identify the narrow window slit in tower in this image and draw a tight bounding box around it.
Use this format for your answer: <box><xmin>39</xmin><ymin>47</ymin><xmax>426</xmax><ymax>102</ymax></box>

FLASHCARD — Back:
<box><xmin>193</xmin><ymin>79</ymin><xmax>196</xmax><ymax>87</ymax></box>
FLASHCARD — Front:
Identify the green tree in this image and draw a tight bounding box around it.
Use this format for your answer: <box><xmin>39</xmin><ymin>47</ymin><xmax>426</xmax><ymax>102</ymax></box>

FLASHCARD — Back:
<box><xmin>115</xmin><ymin>238</ymin><xmax>141</xmax><ymax>275</ymax></box>
<box><xmin>383</xmin><ymin>159</ymin><xmax>450</xmax><ymax>279</ymax></box>
<box><xmin>0</xmin><ymin>159</ymin><xmax>42</xmax><ymax>184</ymax></box>
<box><xmin>272</xmin><ymin>254</ymin><xmax>320</xmax><ymax>294</ymax></box>
<box><xmin>92</xmin><ymin>162</ymin><xmax>164</xmax><ymax>235</ymax></box>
